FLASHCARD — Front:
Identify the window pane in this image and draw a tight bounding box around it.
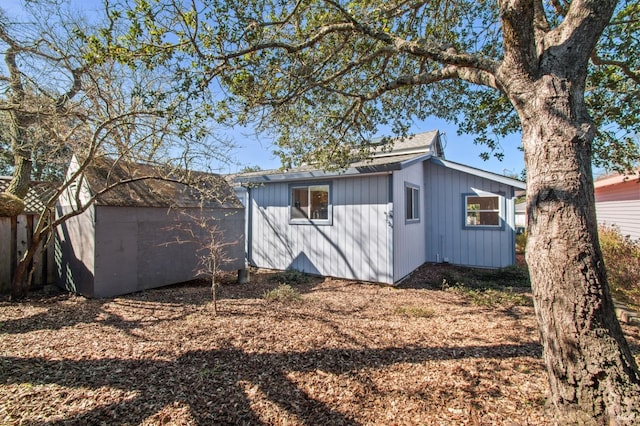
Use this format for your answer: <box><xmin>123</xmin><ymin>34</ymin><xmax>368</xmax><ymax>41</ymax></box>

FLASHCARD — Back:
<box><xmin>291</xmin><ymin>187</ymin><xmax>308</xmax><ymax>219</ymax></box>
<box><xmin>466</xmin><ymin>195</ymin><xmax>500</xmax><ymax>226</ymax></box>
<box><xmin>309</xmin><ymin>186</ymin><xmax>329</xmax><ymax>219</ymax></box>
<box><xmin>468</xmin><ymin>196</ymin><xmax>498</xmax><ymax>210</ymax></box>
<box><xmin>406</xmin><ymin>186</ymin><xmax>420</xmax><ymax>220</ymax></box>
<box><xmin>479</xmin><ymin>211</ymin><xmax>500</xmax><ymax>225</ymax></box>
<box><xmin>466</xmin><ymin>212</ymin><xmax>480</xmax><ymax>226</ymax></box>
<box><xmin>406</xmin><ymin>187</ymin><xmax>414</xmax><ymax>219</ymax></box>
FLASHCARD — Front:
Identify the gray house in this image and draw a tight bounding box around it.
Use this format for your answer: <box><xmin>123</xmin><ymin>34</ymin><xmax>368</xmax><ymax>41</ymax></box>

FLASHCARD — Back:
<box><xmin>234</xmin><ymin>131</ymin><xmax>526</xmax><ymax>284</ymax></box>
<box><xmin>56</xmin><ymin>156</ymin><xmax>245</xmax><ymax>298</ymax></box>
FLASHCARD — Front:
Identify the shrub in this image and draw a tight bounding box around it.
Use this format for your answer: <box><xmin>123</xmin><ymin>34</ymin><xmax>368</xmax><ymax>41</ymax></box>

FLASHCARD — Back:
<box><xmin>263</xmin><ymin>284</ymin><xmax>302</xmax><ymax>303</ymax></box>
<box><xmin>599</xmin><ymin>226</ymin><xmax>640</xmax><ymax>306</ymax></box>
<box><xmin>516</xmin><ymin>231</ymin><xmax>527</xmax><ymax>254</ymax></box>
<box><xmin>267</xmin><ymin>269</ymin><xmax>310</xmax><ymax>286</ymax></box>
<box><xmin>436</xmin><ymin>265</ymin><xmax>530</xmax><ymax>290</ymax></box>
<box><xmin>446</xmin><ymin>286</ymin><xmax>533</xmax><ymax>308</ymax></box>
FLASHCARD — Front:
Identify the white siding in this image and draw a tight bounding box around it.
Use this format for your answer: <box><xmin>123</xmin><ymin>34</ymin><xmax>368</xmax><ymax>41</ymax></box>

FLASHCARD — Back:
<box><xmin>248</xmin><ymin>174</ymin><xmax>393</xmax><ymax>283</ymax></box>
<box><xmin>392</xmin><ymin>162</ymin><xmax>427</xmax><ymax>281</ymax></box>
<box><xmin>55</xmin><ymin>203</ymin><xmax>97</xmax><ymax>296</ymax></box>
<box><xmin>596</xmin><ymin>200</ymin><xmax>640</xmax><ymax>241</ymax></box>
<box><xmin>424</xmin><ymin>162</ymin><xmax>517</xmax><ymax>268</ymax></box>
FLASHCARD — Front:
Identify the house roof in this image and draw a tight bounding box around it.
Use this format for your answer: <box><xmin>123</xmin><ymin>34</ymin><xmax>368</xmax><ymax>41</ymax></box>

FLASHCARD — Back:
<box><xmin>81</xmin><ymin>157</ymin><xmax>242</xmax><ymax>209</ymax></box>
<box><xmin>235</xmin><ymin>131</ymin><xmax>442</xmax><ymax>184</ymax></box>
<box><xmin>0</xmin><ymin>176</ymin><xmax>58</xmax><ymax>214</ymax></box>
<box><xmin>594</xmin><ymin>170</ymin><xmax>640</xmax><ymax>189</ymax></box>
<box><xmin>233</xmin><ymin>129</ymin><xmax>526</xmax><ymax>191</ymax></box>
<box><xmin>429</xmin><ymin>158</ymin><xmax>526</xmax><ymax>189</ymax></box>
<box><xmin>370</xmin><ymin>130</ymin><xmax>443</xmax><ymax>157</ymax></box>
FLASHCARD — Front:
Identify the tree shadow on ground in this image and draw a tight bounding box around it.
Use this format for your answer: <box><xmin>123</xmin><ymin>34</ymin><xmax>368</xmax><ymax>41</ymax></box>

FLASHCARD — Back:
<box><xmin>1</xmin><ymin>342</ymin><xmax>542</xmax><ymax>425</ymax></box>
<box><xmin>0</xmin><ymin>284</ymin><xmax>211</xmax><ymax>335</ymax></box>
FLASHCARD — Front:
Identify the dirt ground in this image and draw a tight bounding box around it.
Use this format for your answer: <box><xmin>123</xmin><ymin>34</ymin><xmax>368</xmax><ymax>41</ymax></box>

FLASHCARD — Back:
<box><xmin>1</xmin><ymin>264</ymin><xmax>639</xmax><ymax>425</ymax></box>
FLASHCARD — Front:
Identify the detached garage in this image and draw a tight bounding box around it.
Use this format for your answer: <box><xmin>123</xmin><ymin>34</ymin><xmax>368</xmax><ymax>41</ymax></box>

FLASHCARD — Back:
<box><xmin>56</xmin><ymin>156</ymin><xmax>245</xmax><ymax>298</ymax></box>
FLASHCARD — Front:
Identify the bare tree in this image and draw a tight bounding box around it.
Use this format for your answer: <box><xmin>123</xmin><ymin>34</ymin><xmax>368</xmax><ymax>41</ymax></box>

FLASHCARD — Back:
<box><xmin>167</xmin><ymin>210</ymin><xmax>240</xmax><ymax>314</ymax></box>
<box><xmin>0</xmin><ymin>2</ymin><xmax>235</xmax><ymax>298</ymax></box>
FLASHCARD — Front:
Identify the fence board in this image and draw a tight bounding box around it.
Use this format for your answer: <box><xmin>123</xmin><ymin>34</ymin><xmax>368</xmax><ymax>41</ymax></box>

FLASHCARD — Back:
<box><xmin>0</xmin><ymin>217</ymin><xmax>11</xmax><ymax>292</ymax></box>
<box><xmin>0</xmin><ymin>213</ymin><xmax>55</xmax><ymax>293</ymax></box>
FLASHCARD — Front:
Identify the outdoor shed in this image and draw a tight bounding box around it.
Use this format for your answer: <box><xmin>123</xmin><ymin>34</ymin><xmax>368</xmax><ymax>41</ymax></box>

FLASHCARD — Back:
<box><xmin>234</xmin><ymin>131</ymin><xmax>525</xmax><ymax>284</ymax></box>
<box><xmin>56</xmin><ymin>156</ymin><xmax>245</xmax><ymax>298</ymax></box>
<box><xmin>594</xmin><ymin>170</ymin><xmax>640</xmax><ymax>241</ymax></box>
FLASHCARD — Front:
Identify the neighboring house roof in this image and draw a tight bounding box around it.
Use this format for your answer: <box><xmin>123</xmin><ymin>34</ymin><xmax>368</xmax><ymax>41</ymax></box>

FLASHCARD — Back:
<box><xmin>0</xmin><ymin>176</ymin><xmax>58</xmax><ymax>214</ymax></box>
<box><xmin>235</xmin><ymin>131</ymin><xmax>443</xmax><ymax>184</ymax></box>
<box><xmin>594</xmin><ymin>170</ymin><xmax>640</xmax><ymax>189</ymax></box>
<box><xmin>80</xmin><ymin>157</ymin><xmax>242</xmax><ymax>209</ymax></box>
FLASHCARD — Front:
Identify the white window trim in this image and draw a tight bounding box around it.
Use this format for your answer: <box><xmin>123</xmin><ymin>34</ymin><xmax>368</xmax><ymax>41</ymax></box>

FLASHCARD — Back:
<box><xmin>405</xmin><ymin>182</ymin><xmax>420</xmax><ymax>224</ymax></box>
<box><xmin>289</xmin><ymin>182</ymin><xmax>333</xmax><ymax>225</ymax></box>
<box><xmin>463</xmin><ymin>192</ymin><xmax>504</xmax><ymax>230</ymax></box>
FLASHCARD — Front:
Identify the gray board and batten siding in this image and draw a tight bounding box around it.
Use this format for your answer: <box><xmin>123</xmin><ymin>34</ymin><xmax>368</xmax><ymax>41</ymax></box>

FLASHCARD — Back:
<box><xmin>392</xmin><ymin>160</ymin><xmax>427</xmax><ymax>282</ymax></box>
<box><xmin>248</xmin><ymin>173</ymin><xmax>394</xmax><ymax>284</ymax></box>
<box><xmin>56</xmin><ymin>156</ymin><xmax>245</xmax><ymax>298</ymax></box>
<box><xmin>424</xmin><ymin>158</ymin><xmax>522</xmax><ymax>269</ymax></box>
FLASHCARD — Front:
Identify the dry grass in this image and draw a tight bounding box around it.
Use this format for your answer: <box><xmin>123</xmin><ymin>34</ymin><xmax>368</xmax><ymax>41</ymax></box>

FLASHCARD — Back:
<box><xmin>1</xmin><ymin>264</ymin><xmax>638</xmax><ymax>425</ymax></box>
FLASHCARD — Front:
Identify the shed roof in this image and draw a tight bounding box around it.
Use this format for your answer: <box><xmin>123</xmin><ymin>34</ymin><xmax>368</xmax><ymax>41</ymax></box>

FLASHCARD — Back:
<box><xmin>81</xmin><ymin>157</ymin><xmax>242</xmax><ymax>209</ymax></box>
<box><xmin>235</xmin><ymin>131</ymin><xmax>442</xmax><ymax>184</ymax></box>
<box><xmin>0</xmin><ymin>176</ymin><xmax>58</xmax><ymax>214</ymax></box>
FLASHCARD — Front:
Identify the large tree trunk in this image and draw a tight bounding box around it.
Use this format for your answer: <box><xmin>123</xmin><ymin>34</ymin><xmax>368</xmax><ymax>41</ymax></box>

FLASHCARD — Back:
<box><xmin>520</xmin><ymin>74</ymin><xmax>640</xmax><ymax>423</ymax></box>
<box><xmin>0</xmin><ymin>132</ymin><xmax>32</xmax><ymax>217</ymax></box>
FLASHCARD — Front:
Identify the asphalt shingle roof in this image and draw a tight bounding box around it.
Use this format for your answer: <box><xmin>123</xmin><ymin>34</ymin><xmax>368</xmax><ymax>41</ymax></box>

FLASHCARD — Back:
<box><xmin>81</xmin><ymin>157</ymin><xmax>242</xmax><ymax>209</ymax></box>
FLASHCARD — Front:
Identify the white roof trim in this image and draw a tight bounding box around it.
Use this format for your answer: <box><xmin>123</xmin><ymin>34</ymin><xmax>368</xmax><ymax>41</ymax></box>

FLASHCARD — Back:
<box><xmin>430</xmin><ymin>158</ymin><xmax>526</xmax><ymax>189</ymax></box>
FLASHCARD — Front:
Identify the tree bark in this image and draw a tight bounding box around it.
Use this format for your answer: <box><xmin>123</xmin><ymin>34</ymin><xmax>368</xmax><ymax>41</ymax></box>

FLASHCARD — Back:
<box><xmin>11</xmin><ymin>229</ymin><xmax>42</xmax><ymax>300</ymax></box>
<box><xmin>0</xmin><ymin>120</ymin><xmax>32</xmax><ymax>217</ymax></box>
<box><xmin>519</xmin><ymin>74</ymin><xmax>640</xmax><ymax>423</ymax></box>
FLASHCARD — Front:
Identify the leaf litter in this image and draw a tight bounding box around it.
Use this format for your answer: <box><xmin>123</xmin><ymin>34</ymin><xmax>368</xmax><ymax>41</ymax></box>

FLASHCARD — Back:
<box><xmin>1</xmin><ymin>264</ymin><xmax>638</xmax><ymax>425</ymax></box>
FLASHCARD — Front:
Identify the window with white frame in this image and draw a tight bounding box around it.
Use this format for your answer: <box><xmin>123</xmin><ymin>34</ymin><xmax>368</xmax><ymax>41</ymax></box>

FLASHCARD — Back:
<box><xmin>465</xmin><ymin>194</ymin><xmax>501</xmax><ymax>227</ymax></box>
<box><xmin>290</xmin><ymin>184</ymin><xmax>331</xmax><ymax>223</ymax></box>
<box><xmin>405</xmin><ymin>183</ymin><xmax>420</xmax><ymax>222</ymax></box>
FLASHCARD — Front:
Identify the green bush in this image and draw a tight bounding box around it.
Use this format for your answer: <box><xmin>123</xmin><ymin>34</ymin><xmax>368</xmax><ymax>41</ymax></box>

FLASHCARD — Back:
<box><xmin>267</xmin><ymin>269</ymin><xmax>310</xmax><ymax>286</ymax></box>
<box><xmin>599</xmin><ymin>226</ymin><xmax>640</xmax><ymax>306</ymax></box>
<box><xmin>516</xmin><ymin>231</ymin><xmax>527</xmax><ymax>254</ymax></box>
<box><xmin>446</xmin><ymin>285</ymin><xmax>533</xmax><ymax>308</ymax></box>
<box><xmin>263</xmin><ymin>284</ymin><xmax>302</xmax><ymax>303</ymax></box>
<box><xmin>436</xmin><ymin>265</ymin><xmax>530</xmax><ymax>291</ymax></box>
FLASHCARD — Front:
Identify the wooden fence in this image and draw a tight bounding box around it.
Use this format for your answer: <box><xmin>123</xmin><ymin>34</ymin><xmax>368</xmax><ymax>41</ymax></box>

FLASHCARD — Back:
<box><xmin>0</xmin><ymin>213</ymin><xmax>56</xmax><ymax>293</ymax></box>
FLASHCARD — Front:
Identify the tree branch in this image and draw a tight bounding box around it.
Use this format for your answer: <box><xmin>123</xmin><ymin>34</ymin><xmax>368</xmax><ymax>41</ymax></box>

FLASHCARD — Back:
<box><xmin>362</xmin><ymin>65</ymin><xmax>498</xmax><ymax>101</ymax></box>
<box><xmin>542</xmin><ymin>0</ymin><xmax>617</xmax><ymax>75</ymax></box>
<box><xmin>498</xmin><ymin>0</ymin><xmax>538</xmax><ymax>78</ymax></box>
<box><xmin>591</xmin><ymin>53</ymin><xmax>640</xmax><ymax>85</ymax></box>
